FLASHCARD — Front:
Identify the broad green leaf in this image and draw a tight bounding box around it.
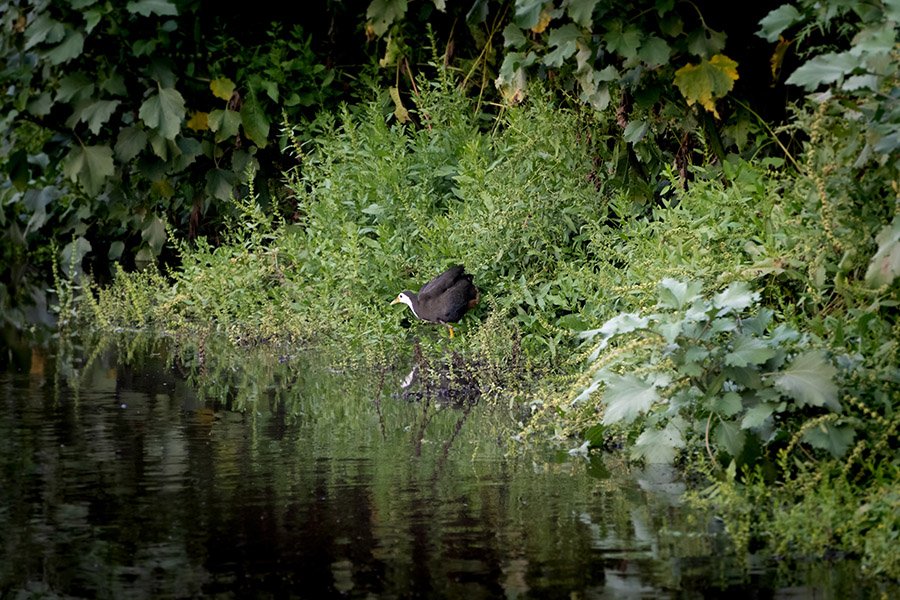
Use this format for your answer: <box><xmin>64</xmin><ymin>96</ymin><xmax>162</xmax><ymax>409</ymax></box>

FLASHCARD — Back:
<box><xmin>771</xmin><ymin>351</ymin><xmax>840</xmax><ymax>411</ymax></box>
<box><xmin>802</xmin><ymin>423</ymin><xmax>855</xmax><ymax>458</ymax></box>
<box><xmin>623</xmin><ymin>120</ymin><xmax>649</xmax><ymax>144</ymax></box>
<box><xmin>601</xmin><ymin>374</ymin><xmax>659</xmax><ymax>425</ymax></box>
<box><xmin>45</xmin><ymin>31</ymin><xmax>85</xmax><ymax>65</ymax></box>
<box><xmin>603</xmin><ymin>23</ymin><xmax>641</xmax><ymax>58</ymax></box>
<box><xmin>172</xmin><ymin>136</ymin><xmax>202</xmax><ymax>172</ymax></box>
<box><xmin>126</xmin><ymin>0</ymin><xmax>178</xmax><ymax>16</ymax></box>
<box><xmin>567</xmin><ymin>0</ymin><xmax>599</xmax><ymax>28</ymax></box>
<box><xmin>115</xmin><ymin>127</ymin><xmax>147</xmax><ymax>162</ymax></box>
<box><xmin>206</xmin><ymin>168</ymin><xmax>237</xmax><ymax>201</ymax></box>
<box><xmin>544</xmin><ymin>24</ymin><xmax>581</xmax><ymax>67</ymax></box>
<box><xmin>842</xmin><ymin>74</ymin><xmax>878</xmax><ymax>91</ymax></box>
<box><xmin>27</xmin><ymin>93</ymin><xmax>53</xmax><ymax>116</ymax></box>
<box><xmin>148</xmin><ymin>130</ymin><xmax>170</xmax><ymax>160</ymax></box>
<box><xmin>63</xmin><ymin>145</ymin><xmax>114</xmax><ymax>195</ymax></box>
<box><xmin>686</xmin><ymin>27</ymin><xmax>726</xmax><ymax>58</ymax></box>
<box><xmin>502</xmin><ymin>23</ymin><xmax>527</xmax><ymax>48</ymax></box>
<box><xmin>581</xmin><ymin>312</ymin><xmax>650</xmax><ymax>361</ymax></box>
<box><xmin>23</xmin><ymin>187</ymin><xmax>58</xmax><ymax>235</ymax></box>
<box><xmin>71</xmin><ymin>99</ymin><xmax>120</xmax><ymax>135</ymax></box>
<box><xmin>631</xmin><ymin>422</ymin><xmax>685</xmax><ymax>464</ymax></box>
<box><xmin>141</xmin><ymin>215</ymin><xmax>167</xmax><ymax>253</ymax></box>
<box><xmin>25</xmin><ymin>14</ymin><xmax>64</xmax><ymax>50</ymax></box>
<box><xmin>711</xmin><ymin>391</ymin><xmax>743</xmax><ymax>417</ymax></box>
<box><xmin>638</xmin><ymin>36</ymin><xmax>671</xmax><ymax>68</ymax></box>
<box><xmin>513</xmin><ymin>0</ymin><xmax>544</xmax><ymax>29</ymax></box>
<box><xmin>757</xmin><ymin>4</ymin><xmax>802</xmax><ymax>42</ymax></box>
<box><xmin>139</xmin><ymin>85</ymin><xmax>185</xmax><ymax>140</ymax></box>
<box><xmin>83</xmin><ymin>9</ymin><xmax>103</xmax><ymax>33</ymax></box>
<box><xmin>864</xmin><ymin>217</ymin><xmax>900</xmax><ymax>288</ymax></box>
<box><xmin>100</xmin><ymin>73</ymin><xmax>127</xmax><ymax>97</ymax></box>
<box><xmin>742</xmin><ymin>307</ymin><xmax>774</xmax><ymax>336</ymax></box>
<box><xmin>741</xmin><ymin>402</ymin><xmax>775</xmax><ymax>429</ymax></box>
<box><xmin>210</xmin><ymin>77</ymin><xmax>236</xmax><ymax>101</ymax></box>
<box><xmin>366</xmin><ymin>0</ymin><xmax>408</xmax><ymax>37</ymax></box>
<box><xmin>208</xmin><ymin>109</ymin><xmax>241</xmax><ymax>142</ymax></box>
<box><xmin>656</xmin><ymin>0</ymin><xmax>675</xmax><ymax>14</ymax></box>
<box><xmin>715</xmin><ymin>419</ymin><xmax>746</xmax><ymax>458</ymax></box>
<box><xmin>108</xmin><ymin>241</ymin><xmax>125</xmax><ymax>260</ymax></box>
<box><xmin>785</xmin><ymin>52</ymin><xmax>858</xmax><ymax>90</ymax></box>
<box><xmin>674</xmin><ymin>54</ymin><xmax>739</xmax><ymax>118</ymax></box>
<box><xmin>466</xmin><ymin>0</ymin><xmax>489</xmax><ymax>24</ymax></box>
<box><xmin>240</xmin><ymin>92</ymin><xmax>270</xmax><ymax>147</ymax></box>
<box><xmin>61</xmin><ymin>237</ymin><xmax>92</xmax><ymax>277</ymax></box>
<box><xmin>850</xmin><ymin>23</ymin><xmax>895</xmax><ymax>56</ymax></box>
<box><xmin>596</xmin><ymin>64</ymin><xmax>619</xmax><ymax>81</ymax></box>
<box><xmin>713</xmin><ymin>280</ymin><xmax>757</xmax><ymax>315</ymax></box>
<box><xmin>57</xmin><ymin>73</ymin><xmax>94</xmax><ymax>103</ymax></box>
<box><xmin>658</xmin><ymin>278</ymin><xmax>702</xmax><ymax>309</ymax></box>
<box><xmin>725</xmin><ymin>335</ymin><xmax>776</xmax><ymax>367</ymax></box>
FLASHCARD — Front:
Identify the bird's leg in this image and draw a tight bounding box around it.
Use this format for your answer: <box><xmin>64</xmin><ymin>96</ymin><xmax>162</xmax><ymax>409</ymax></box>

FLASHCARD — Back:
<box><xmin>446</xmin><ymin>324</ymin><xmax>455</xmax><ymax>339</ymax></box>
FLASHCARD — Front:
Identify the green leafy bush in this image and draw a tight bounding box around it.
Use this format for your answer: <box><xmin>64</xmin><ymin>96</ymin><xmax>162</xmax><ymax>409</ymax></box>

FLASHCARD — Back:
<box><xmin>565</xmin><ymin>278</ymin><xmax>848</xmax><ymax>465</ymax></box>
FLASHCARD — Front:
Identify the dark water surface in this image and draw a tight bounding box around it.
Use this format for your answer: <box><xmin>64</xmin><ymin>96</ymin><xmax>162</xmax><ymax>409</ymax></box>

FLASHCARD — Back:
<box><xmin>0</xmin><ymin>338</ymin><xmax>887</xmax><ymax>599</ymax></box>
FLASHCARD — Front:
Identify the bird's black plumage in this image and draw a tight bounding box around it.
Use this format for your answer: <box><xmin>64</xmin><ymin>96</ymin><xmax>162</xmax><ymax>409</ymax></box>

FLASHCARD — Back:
<box><xmin>391</xmin><ymin>265</ymin><xmax>479</xmax><ymax>330</ymax></box>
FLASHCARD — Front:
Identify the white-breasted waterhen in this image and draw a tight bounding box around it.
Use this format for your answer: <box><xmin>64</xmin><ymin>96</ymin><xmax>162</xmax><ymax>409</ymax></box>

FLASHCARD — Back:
<box><xmin>390</xmin><ymin>265</ymin><xmax>479</xmax><ymax>338</ymax></box>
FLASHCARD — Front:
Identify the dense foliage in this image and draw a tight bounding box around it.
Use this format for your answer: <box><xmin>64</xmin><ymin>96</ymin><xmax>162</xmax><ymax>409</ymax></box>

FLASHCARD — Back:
<box><xmin>1</xmin><ymin>0</ymin><xmax>349</xmax><ymax>327</ymax></box>
<box><xmin>4</xmin><ymin>0</ymin><xmax>899</xmax><ymax>582</ymax></box>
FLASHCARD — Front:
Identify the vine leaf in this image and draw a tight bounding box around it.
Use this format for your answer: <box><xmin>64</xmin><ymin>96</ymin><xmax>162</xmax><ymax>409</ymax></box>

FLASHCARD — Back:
<box><xmin>208</xmin><ymin>109</ymin><xmax>241</xmax><ymax>142</ymax></box>
<box><xmin>57</xmin><ymin>73</ymin><xmax>94</xmax><ymax>103</ymax></box>
<box><xmin>126</xmin><ymin>0</ymin><xmax>178</xmax><ymax>17</ymax></box>
<box><xmin>70</xmin><ymin>99</ymin><xmax>121</xmax><ymax>135</ymax></box>
<box><xmin>713</xmin><ymin>280</ymin><xmax>757</xmax><ymax>315</ymax></box>
<box><xmin>63</xmin><ymin>144</ymin><xmax>114</xmax><ymax>195</ymax></box>
<box><xmin>61</xmin><ymin>237</ymin><xmax>92</xmax><ymax>278</ymax></box>
<box><xmin>864</xmin><ymin>217</ymin><xmax>900</xmax><ymax>288</ymax></box>
<box><xmin>141</xmin><ymin>215</ymin><xmax>167</xmax><ymax>254</ymax></box>
<box><xmin>603</xmin><ymin>23</ymin><xmax>641</xmax><ymax>58</ymax></box>
<box><xmin>45</xmin><ymin>31</ymin><xmax>84</xmax><ymax>65</ymax></box>
<box><xmin>725</xmin><ymin>335</ymin><xmax>776</xmax><ymax>367</ymax></box>
<box><xmin>514</xmin><ymin>0</ymin><xmax>544</xmax><ymax>30</ymax></box>
<box><xmin>502</xmin><ymin>23</ymin><xmax>527</xmax><ymax>48</ymax></box>
<box><xmin>24</xmin><ymin>13</ymin><xmax>63</xmax><ymax>50</ymax></box>
<box><xmin>658</xmin><ymin>278</ymin><xmax>702</xmax><ymax>310</ymax></box>
<box><xmin>601</xmin><ymin>374</ymin><xmax>660</xmax><ymax>425</ymax></box>
<box><xmin>210</xmin><ymin>77</ymin><xmax>235</xmax><ymax>101</ymax></box>
<box><xmin>240</xmin><ymin>91</ymin><xmax>270</xmax><ymax>147</ymax></box>
<box><xmin>715</xmin><ymin>419</ymin><xmax>746</xmax><ymax>458</ymax></box>
<box><xmin>638</xmin><ymin>36</ymin><xmax>671</xmax><ymax>68</ymax></box>
<box><xmin>757</xmin><ymin>4</ymin><xmax>802</xmax><ymax>42</ymax></box>
<box><xmin>785</xmin><ymin>51</ymin><xmax>857</xmax><ymax>89</ymax></box>
<box><xmin>139</xmin><ymin>85</ymin><xmax>185</xmax><ymax>140</ymax></box>
<box><xmin>771</xmin><ymin>351</ymin><xmax>839</xmax><ymax>412</ymax></box>
<box><xmin>802</xmin><ymin>423</ymin><xmax>855</xmax><ymax>458</ymax></box>
<box><xmin>566</xmin><ymin>0</ymin><xmax>599</xmax><ymax>28</ymax></box>
<box><xmin>366</xmin><ymin>0</ymin><xmax>408</xmax><ymax>37</ymax></box>
<box><xmin>741</xmin><ymin>402</ymin><xmax>775</xmax><ymax>429</ymax></box>
<box><xmin>544</xmin><ymin>24</ymin><xmax>580</xmax><ymax>67</ymax></box>
<box><xmin>673</xmin><ymin>54</ymin><xmax>739</xmax><ymax>118</ymax></box>
<box><xmin>115</xmin><ymin>127</ymin><xmax>148</xmax><ymax>162</ymax></box>
<box><xmin>631</xmin><ymin>421</ymin><xmax>685</xmax><ymax>464</ymax></box>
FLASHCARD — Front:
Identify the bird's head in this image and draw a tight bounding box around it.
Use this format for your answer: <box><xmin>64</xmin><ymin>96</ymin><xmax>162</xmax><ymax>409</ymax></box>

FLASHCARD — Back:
<box><xmin>390</xmin><ymin>291</ymin><xmax>415</xmax><ymax>310</ymax></box>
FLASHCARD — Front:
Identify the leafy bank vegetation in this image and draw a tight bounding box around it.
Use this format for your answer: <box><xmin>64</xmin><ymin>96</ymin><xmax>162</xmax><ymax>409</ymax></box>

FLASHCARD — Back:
<box><xmin>6</xmin><ymin>0</ymin><xmax>900</xmax><ymax>583</ymax></box>
<box><xmin>77</xmin><ymin>76</ymin><xmax>898</xmax><ymax>576</ymax></box>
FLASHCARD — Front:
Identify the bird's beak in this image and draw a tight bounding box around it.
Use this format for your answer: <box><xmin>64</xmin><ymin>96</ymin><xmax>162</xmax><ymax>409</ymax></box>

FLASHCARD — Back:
<box><xmin>390</xmin><ymin>296</ymin><xmax>401</xmax><ymax>305</ymax></box>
